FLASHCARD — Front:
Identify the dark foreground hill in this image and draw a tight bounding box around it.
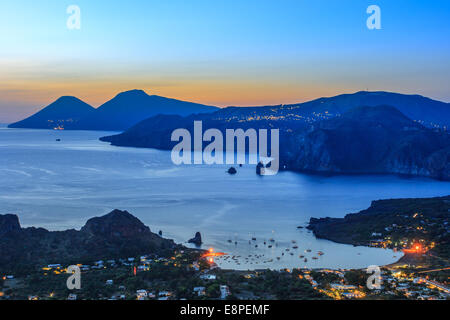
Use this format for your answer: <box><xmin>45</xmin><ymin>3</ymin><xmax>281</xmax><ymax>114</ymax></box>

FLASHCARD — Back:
<box><xmin>0</xmin><ymin>210</ymin><xmax>179</xmax><ymax>272</ymax></box>
<box><xmin>9</xmin><ymin>90</ymin><xmax>218</xmax><ymax>131</ymax></box>
<box><xmin>8</xmin><ymin>96</ymin><xmax>95</xmax><ymax>129</ymax></box>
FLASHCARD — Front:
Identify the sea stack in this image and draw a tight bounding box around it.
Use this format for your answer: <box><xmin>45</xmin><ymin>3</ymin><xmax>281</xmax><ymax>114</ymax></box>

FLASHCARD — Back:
<box><xmin>188</xmin><ymin>232</ymin><xmax>202</xmax><ymax>246</ymax></box>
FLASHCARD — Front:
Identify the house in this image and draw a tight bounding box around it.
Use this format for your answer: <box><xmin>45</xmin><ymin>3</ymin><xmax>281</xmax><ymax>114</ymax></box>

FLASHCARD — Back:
<box><xmin>220</xmin><ymin>285</ymin><xmax>230</xmax><ymax>300</ymax></box>
<box><xmin>193</xmin><ymin>287</ymin><xmax>206</xmax><ymax>297</ymax></box>
<box><xmin>67</xmin><ymin>294</ymin><xmax>77</xmax><ymax>300</ymax></box>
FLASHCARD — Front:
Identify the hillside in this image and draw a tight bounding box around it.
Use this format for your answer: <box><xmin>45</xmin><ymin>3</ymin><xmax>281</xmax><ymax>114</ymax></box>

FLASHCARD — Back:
<box><xmin>76</xmin><ymin>89</ymin><xmax>218</xmax><ymax>131</ymax></box>
<box><xmin>307</xmin><ymin>195</ymin><xmax>450</xmax><ymax>261</ymax></box>
<box><xmin>0</xmin><ymin>210</ymin><xmax>180</xmax><ymax>272</ymax></box>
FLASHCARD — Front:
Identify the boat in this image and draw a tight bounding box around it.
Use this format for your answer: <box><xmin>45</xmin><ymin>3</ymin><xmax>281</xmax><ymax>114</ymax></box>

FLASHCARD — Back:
<box><xmin>299</xmin><ymin>255</ymin><xmax>304</xmax><ymax>258</ymax></box>
<box><xmin>269</xmin><ymin>238</ymin><xmax>275</xmax><ymax>242</ymax></box>
<box><xmin>306</xmin><ymin>249</ymin><xmax>312</xmax><ymax>252</ymax></box>
<box><xmin>304</xmin><ymin>258</ymin><xmax>308</xmax><ymax>262</ymax></box>
<box><xmin>292</xmin><ymin>245</ymin><xmax>298</xmax><ymax>249</ymax></box>
<box><xmin>312</xmin><ymin>257</ymin><xmax>318</xmax><ymax>260</ymax></box>
<box><xmin>268</xmin><ymin>245</ymin><xmax>273</xmax><ymax>248</ymax></box>
<box><xmin>318</xmin><ymin>251</ymin><xmax>324</xmax><ymax>256</ymax></box>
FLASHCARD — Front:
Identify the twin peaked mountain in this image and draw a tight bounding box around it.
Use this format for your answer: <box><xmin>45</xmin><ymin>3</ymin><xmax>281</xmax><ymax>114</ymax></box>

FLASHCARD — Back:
<box><xmin>8</xmin><ymin>89</ymin><xmax>218</xmax><ymax>131</ymax></box>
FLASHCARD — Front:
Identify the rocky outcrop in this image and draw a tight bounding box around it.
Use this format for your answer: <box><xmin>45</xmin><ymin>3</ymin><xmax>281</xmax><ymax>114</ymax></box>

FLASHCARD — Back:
<box><xmin>188</xmin><ymin>232</ymin><xmax>202</xmax><ymax>246</ymax></box>
<box><xmin>0</xmin><ymin>214</ymin><xmax>21</xmax><ymax>236</ymax></box>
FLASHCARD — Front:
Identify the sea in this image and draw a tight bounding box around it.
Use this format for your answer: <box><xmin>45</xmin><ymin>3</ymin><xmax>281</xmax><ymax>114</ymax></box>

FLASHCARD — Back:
<box><xmin>1</xmin><ymin>127</ymin><xmax>449</xmax><ymax>270</ymax></box>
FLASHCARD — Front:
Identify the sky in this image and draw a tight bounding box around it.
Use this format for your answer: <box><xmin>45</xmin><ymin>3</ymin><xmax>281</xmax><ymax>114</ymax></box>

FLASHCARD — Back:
<box><xmin>0</xmin><ymin>0</ymin><xmax>449</xmax><ymax>123</ymax></box>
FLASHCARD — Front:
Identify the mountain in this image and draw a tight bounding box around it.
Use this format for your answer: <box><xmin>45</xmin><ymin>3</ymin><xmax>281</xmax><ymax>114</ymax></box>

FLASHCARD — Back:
<box><xmin>307</xmin><ymin>195</ymin><xmax>450</xmax><ymax>260</ymax></box>
<box><xmin>214</xmin><ymin>91</ymin><xmax>450</xmax><ymax>129</ymax></box>
<box><xmin>101</xmin><ymin>105</ymin><xmax>450</xmax><ymax>180</ymax></box>
<box><xmin>75</xmin><ymin>89</ymin><xmax>218</xmax><ymax>131</ymax></box>
<box><xmin>281</xmin><ymin>105</ymin><xmax>450</xmax><ymax>180</ymax></box>
<box><xmin>9</xmin><ymin>89</ymin><xmax>218</xmax><ymax>131</ymax></box>
<box><xmin>8</xmin><ymin>96</ymin><xmax>95</xmax><ymax>129</ymax></box>
<box><xmin>0</xmin><ymin>209</ymin><xmax>180</xmax><ymax>271</ymax></box>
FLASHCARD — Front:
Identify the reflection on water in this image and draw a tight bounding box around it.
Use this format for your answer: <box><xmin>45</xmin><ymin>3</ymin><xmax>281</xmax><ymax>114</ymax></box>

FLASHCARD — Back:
<box><xmin>1</xmin><ymin>129</ymin><xmax>449</xmax><ymax>270</ymax></box>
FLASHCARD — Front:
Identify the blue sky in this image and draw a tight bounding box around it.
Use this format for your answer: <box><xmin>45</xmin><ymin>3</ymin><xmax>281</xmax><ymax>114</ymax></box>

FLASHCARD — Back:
<box><xmin>0</xmin><ymin>0</ymin><xmax>449</xmax><ymax>122</ymax></box>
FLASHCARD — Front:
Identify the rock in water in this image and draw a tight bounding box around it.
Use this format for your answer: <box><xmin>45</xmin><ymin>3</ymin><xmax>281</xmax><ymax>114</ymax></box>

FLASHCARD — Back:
<box><xmin>227</xmin><ymin>167</ymin><xmax>237</xmax><ymax>175</ymax></box>
<box><xmin>256</xmin><ymin>162</ymin><xmax>265</xmax><ymax>175</ymax></box>
<box><xmin>188</xmin><ymin>232</ymin><xmax>202</xmax><ymax>246</ymax></box>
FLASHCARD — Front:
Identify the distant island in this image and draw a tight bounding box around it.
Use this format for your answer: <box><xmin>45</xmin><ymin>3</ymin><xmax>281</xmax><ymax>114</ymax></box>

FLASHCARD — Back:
<box><xmin>8</xmin><ymin>89</ymin><xmax>218</xmax><ymax>131</ymax></box>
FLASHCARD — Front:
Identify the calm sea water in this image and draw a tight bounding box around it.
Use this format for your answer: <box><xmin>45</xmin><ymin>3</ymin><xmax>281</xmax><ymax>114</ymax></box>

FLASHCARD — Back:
<box><xmin>1</xmin><ymin>128</ymin><xmax>449</xmax><ymax>270</ymax></box>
